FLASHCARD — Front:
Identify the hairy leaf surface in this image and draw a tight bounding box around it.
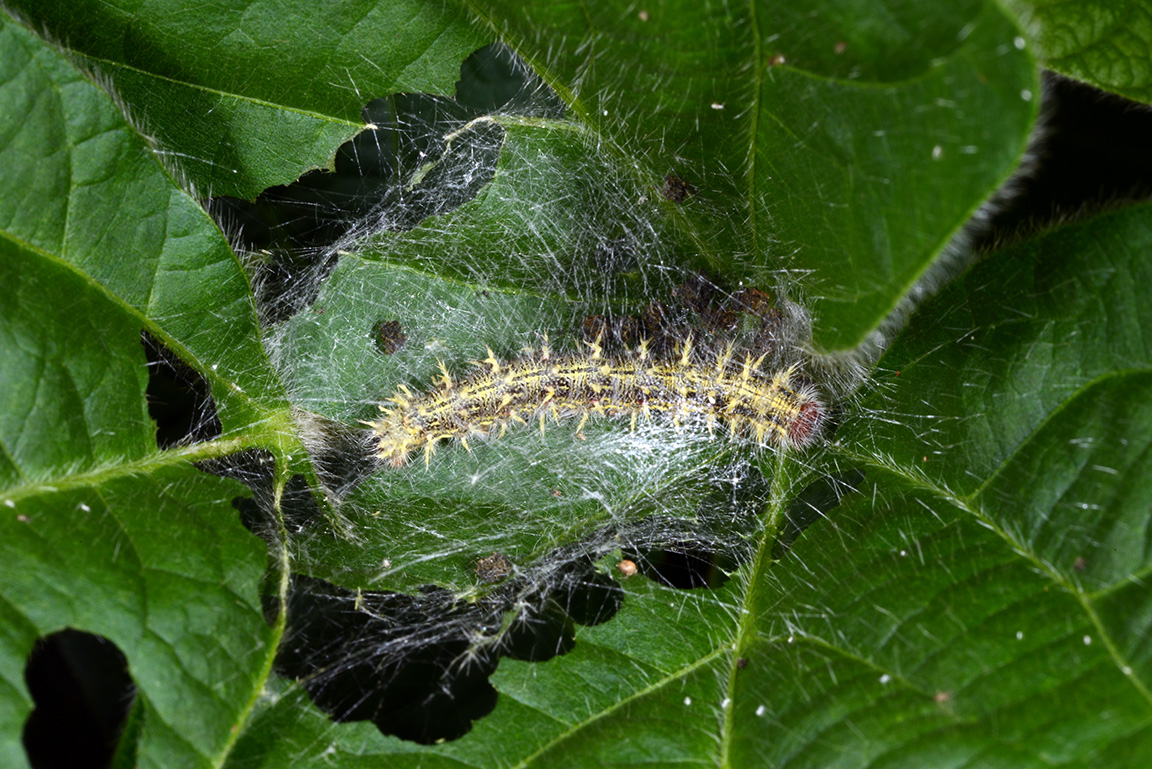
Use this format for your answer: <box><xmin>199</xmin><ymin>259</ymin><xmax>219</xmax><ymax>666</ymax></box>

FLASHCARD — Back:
<box><xmin>1</xmin><ymin>1</ymin><xmax>1149</xmax><ymax>768</ymax></box>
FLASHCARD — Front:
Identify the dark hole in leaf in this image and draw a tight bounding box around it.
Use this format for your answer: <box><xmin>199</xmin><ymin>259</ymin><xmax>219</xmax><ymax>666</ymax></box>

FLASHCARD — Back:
<box><xmin>198</xmin><ymin>451</ymin><xmax>326</xmax><ymax>542</ymax></box>
<box><xmin>303</xmin><ymin>419</ymin><xmax>381</xmax><ymax>499</ymax></box>
<box><xmin>208</xmin><ymin>42</ymin><xmax>563</xmax><ymax>326</ymax></box>
<box><xmin>209</xmin><ymin>92</ymin><xmax>502</xmax><ymax>324</ymax></box>
<box><xmin>773</xmin><ymin>469</ymin><xmax>865</xmax><ymax>557</ymax></box>
<box><xmin>496</xmin><ymin>555</ymin><xmax>624</xmax><ymax>662</ymax></box>
<box><xmin>241</xmin><ymin>473</ymin><xmax>324</xmax><ymax>538</ymax></box>
<box><xmin>624</xmin><ymin>544</ymin><xmax>735</xmax><ymax>589</ymax></box>
<box><xmin>23</xmin><ymin>629</ymin><xmax>136</xmax><ymax>769</ymax></box>
<box><xmin>975</xmin><ymin>72</ymin><xmax>1152</xmax><ymax>250</ymax></box>
<box><xmin>278</xmin><ymin>553</ymin><xmax>623</xmax><ymax>742</ymax></box>
<box><xmin>548</xmin><ymin>557</ymin><xmax>624</xmax><ymax>627</ymax></box>
<box><xmin>496</xmin><ymin>597</ymin><xmax>575</xmax><ymax>662</ymax></box>
<box><xmin>277</xmin><ymin>575</ymin><xmax>501</xmax><ymax>744</ymax></box>
<box><xmin>619</xmin><ymin>476</ymin><xmax>766</xmax><ymax>591</ymax></box>
<box><xmin>140</xmin><ymin>329</ymin><xmax>222</xmax><ymax>448</ymax></box>
<box><xmin>456</xmin><ymin>42</ymin><xmax>567</xmax><ymax>118</ymax></box>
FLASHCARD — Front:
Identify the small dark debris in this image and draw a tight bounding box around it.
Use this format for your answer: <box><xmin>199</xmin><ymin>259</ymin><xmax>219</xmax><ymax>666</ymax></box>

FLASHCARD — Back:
<box><xmin>707</xmin><ymin>308</ymin><xmax>740</xmax><ymax>334</ymax></box>
<box><xmin>375</xmin><ymin>319</ymin><xmax>408</xmax><ymax>355</ymax></box>
<box><xmin>732</xmin><ymin>288</ymin><xmax>775</xmax><ymax>318</ymax></box>
<box><xmin>582</xmin><ymin>313</ymin><xmax>644</xmax><ymax>350</ymax></box>
<box><xmin>736</xmin><ymin>657</ymin><xmax>748</xmax><ymax>669</ymax></box>
<box><xmin>641</xmin><ymin>301</ymin><xmax>670</xmax><ymax>338</ymax></box>
<box><xmin>582</xmin><ymin>314</ymin><xmax>609</xmax><ymax>343</ymax></box>
<box><xmin>476</xmin><ymin>552</ymin><xmax>513</xmax><ymax>582</ymax></box>
<box><xmin>672</xmin><ymin>272</ymin><xmax>716</xmax><ymax>315</ymax></box>
<box><xmin>750</xmin><ymin>308</ymin><xmax>786</xmax><ymax>356</ymax></box>
<box><xmin>661</xmin><ymin>174</ymin><xmax>697</xmax><ymax>203</ymax></box>
<box><xmin>1073</xmin><ymin>556</ymin><xmax>1087</xmax><ymax>572</ymax></box>
<box><xmin>614</xmin><ymin>315</ymin><xmax>643</xmax><ymax>347</ymax></box>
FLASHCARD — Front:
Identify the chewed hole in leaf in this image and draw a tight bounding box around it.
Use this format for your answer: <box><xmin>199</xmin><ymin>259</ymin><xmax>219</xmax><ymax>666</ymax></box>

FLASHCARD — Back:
<box><xmin>623</xmin><ymin>544</ymin><xmax>735</xmax><ymax>590</ymax></box>
<box><xmin>23</xmin><ymin>629</ymin><xmax>136</xmax><ymax>769</ymax></box>
<box><xmin>276</xmin><ymin>575</ymin><xmax>503</xmax><ymax>744</ymax></box>
<box><xmin>209</xmin><ymin>42</ymin><xmax>563</xmax><ymax>325</ymax></box>
<box><xmin>456</xmin><ymin>42</ymin><xmax>566</xmax><ymax>118</ymax></box>
<box><xmin>277</xmin><ymin>555</ymin><xmax>624</xmax><ymax>743</ymax></box>
<box><xmin>198</xmin><ymin>450</ymin><xmax>329</xmax><ymax>545</ymax></box>
<box><xmin>141</xmin><ymin>330</ymin><xmax>221</xmax><ymax>448</ymax></box>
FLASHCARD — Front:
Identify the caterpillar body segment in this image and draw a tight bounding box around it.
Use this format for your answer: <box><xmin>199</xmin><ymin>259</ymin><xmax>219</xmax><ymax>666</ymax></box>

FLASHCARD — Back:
<box><xmin>369</xmin><ymin>340</ymin><xmax>823</xmax><ymax>467</ymax></box>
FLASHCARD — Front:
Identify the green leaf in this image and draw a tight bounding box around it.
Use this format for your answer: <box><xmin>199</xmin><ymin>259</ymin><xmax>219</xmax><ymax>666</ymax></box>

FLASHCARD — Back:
<box><xmin>746</xmin><ymin>203</ymin><xmax>1152</xmax><ymax>766</ymax></box>
<box><xmin>0</xmin><ymin>14</ymin><xmax>287</xmax><ymax>769</ymax></box>
<box><xmin>3</xmin><ymin>0</ymin><xmax>490</xmax><ymax>198</ymax></box>
<box><xmin>233</xmin><ymin>198</ymin><xmax>1152</xmax><ymax>769</ymax></box>
<box><xmin>1004</xmin><ymin>0</ymin><xmax>1152</xmax><ymax>103</ymax></box>
<box><xmin>473</xmin><ymin>0</ymin><xmax>1038</xmax><ymax>351</ymax></box>
<box><xmin>841</xmin><ymin>202</ymin><xmax>1152</xmax><ymax>493</ymax></box>
<box><xmin>9</xmin><ymin>0</ymin><xmax>1038</xmax><ymax>349</ymax></box>
<box><xmin>3</xmin><ymin>0</ymin><xmax>1151</xmax><ymax>767</ymax></box>
<box><xmin>0</xmin><ymin>15</ymin><xmax>286</xmax><ymax>434</ymax></box>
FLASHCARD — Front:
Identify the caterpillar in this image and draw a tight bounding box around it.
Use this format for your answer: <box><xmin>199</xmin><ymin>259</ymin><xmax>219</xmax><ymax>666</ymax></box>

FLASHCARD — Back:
<box><xmin>368</xmin><ymin>335</ymin><xmax>823</xmax><ymax>467</ymax></box>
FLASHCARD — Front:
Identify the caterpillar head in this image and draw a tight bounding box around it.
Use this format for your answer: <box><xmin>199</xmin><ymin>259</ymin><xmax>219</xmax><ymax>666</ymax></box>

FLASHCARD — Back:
<box><xmin>366</xmin><ymin>408</ymin><xmax>425</xmax><ymax>467</ymax></box>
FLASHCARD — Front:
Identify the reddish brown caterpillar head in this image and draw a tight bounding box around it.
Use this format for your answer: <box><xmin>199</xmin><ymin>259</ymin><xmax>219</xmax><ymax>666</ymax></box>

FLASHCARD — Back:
<box><xmin>787</xmin><ymin>400</ymin><xmax>822</xmax><ymax>447</ymax></box>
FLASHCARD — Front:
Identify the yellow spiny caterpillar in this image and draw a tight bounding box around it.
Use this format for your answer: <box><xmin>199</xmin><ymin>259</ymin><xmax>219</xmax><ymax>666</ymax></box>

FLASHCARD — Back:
<box><xmin>369</xmin><ymin>336</ymin><xmax>823</xmax><ymax>467</ymax></box>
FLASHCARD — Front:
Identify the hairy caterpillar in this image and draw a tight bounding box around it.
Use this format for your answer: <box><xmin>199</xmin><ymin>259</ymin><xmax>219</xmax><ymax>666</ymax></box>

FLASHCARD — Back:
<box><xmin>369</xmin><ymin>335</ymin><xmax>823</xmax><ymax>467</ymax></box>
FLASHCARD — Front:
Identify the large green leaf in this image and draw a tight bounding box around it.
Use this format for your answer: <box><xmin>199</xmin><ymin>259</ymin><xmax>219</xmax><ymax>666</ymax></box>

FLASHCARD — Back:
<box><xmin>467</xmin><ymin>0</ymin><xmax>1038</xmax><ymax>351</ymax></box>
<box><xmin>748</xmin><ymin>204</ymin><xmax>1152</xmax><ymax>765</ymax></box>
<box><xmin>0</xmin><ymin>14</ymin><xmax>287</xmax><ymax>769</ymax></box>
<box><xmin>2</xmin><ymin>0</ymin><xmax>489</xmax><ymax>199</ymax></box>
<box><xmin>2</xmin><ymin>0</ymin><xmax>1150</xmax><ymax>767</ymax></box>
